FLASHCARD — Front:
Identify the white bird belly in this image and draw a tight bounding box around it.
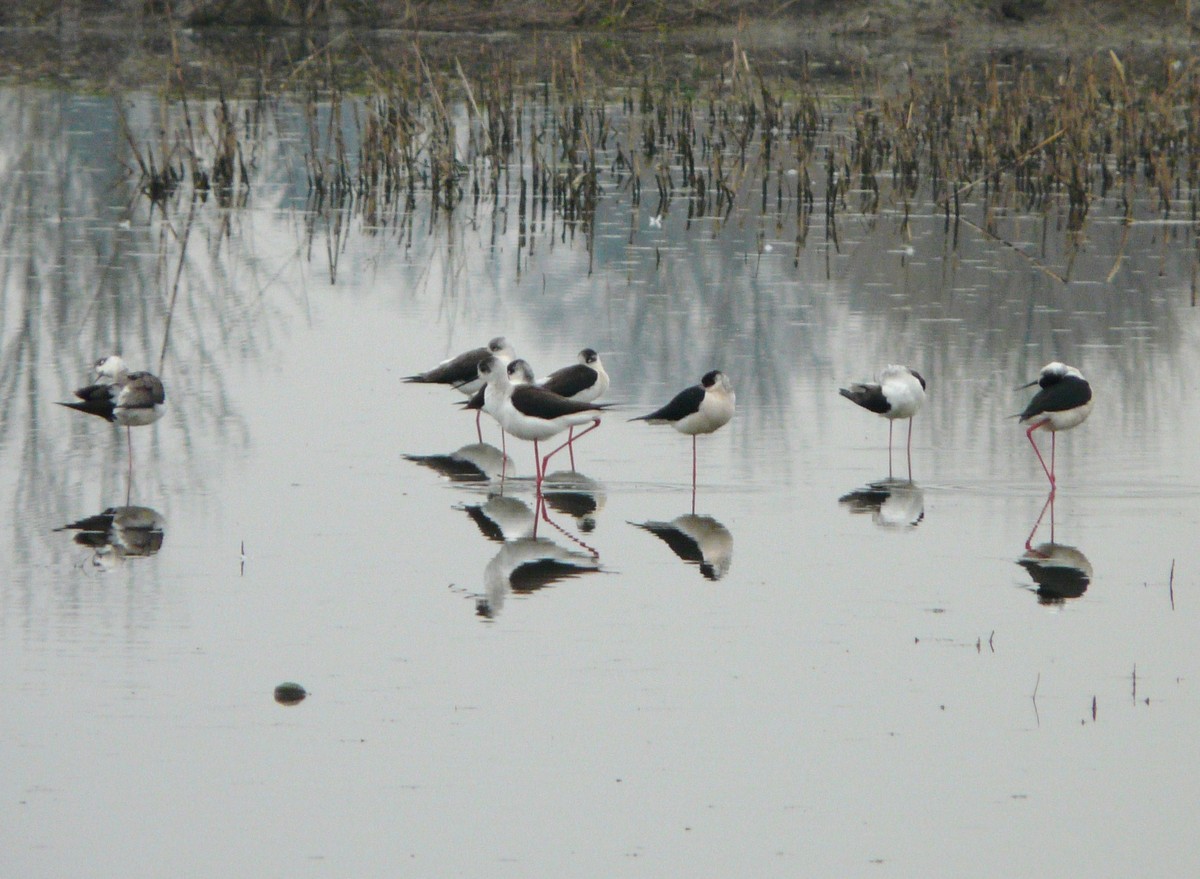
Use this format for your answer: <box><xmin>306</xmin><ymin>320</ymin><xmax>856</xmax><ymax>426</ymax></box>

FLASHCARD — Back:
<box><xmin>1042</xmin><ymin>398</ymin><xmax>1093</xmax><ymax>432</ymax></box>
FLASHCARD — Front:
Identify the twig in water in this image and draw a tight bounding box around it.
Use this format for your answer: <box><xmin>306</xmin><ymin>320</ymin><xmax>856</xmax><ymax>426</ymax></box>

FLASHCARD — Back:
<box><xmin>1031</xmin><ymin>673</ymin><xmax>1041</xmax><ymax>726</ymax></box>
<box><xmin>957</xmin><ymin>214</ymin><xmax>1066</xmax><ymax>284</ymax></box>
<box><xmin>1169</xmin><ymin>559</ymin><xmax>1176</xmax><ymax>610</ymax></box>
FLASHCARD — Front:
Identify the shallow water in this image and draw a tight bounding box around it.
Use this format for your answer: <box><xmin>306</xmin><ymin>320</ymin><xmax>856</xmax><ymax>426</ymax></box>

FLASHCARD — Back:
<box><xmin>2</xmin><ymin>56</ymin><xmax>1200</xmax><ymax>877</ymax></box>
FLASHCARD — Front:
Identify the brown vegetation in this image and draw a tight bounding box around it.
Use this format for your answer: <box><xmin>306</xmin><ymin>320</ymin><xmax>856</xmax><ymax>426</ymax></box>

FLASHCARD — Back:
<box><xmin>0</xmin><ymin>0</ymin><xmax>1190</xmax><ymax>33</ymax></box>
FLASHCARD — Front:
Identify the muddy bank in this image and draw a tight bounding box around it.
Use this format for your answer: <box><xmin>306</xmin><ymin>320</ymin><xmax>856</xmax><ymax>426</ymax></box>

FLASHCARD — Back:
<box><xmin>0</xmin><ymin>0</ymin><xmax>1191</xmax><ymax>91</ymax></box>
<box><xmin>0</xmin><ymin>1</ymin><xmax>1186</xmax><ymax>33</ymax></box>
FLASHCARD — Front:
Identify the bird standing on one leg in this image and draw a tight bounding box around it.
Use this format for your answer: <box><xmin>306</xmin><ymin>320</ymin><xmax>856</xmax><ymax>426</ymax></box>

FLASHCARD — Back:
<box><xmin>630</xmin><ymin>370</ymin><xmax>736</xmax><ymax>505</ymax></box>
<box><xmin>839</xmin><ymin>365</ymin><xmax>926</xmax><ymax>477</ymax></box>
<box><xmin>59</xmin><ymin>358</ymin><xmax>166</xmax><ymax>495</ymax></box>
<box><xmin>1016</xmin><ymin>361</ymin><xmax>1093</xmax><ymax>489</ymax></box>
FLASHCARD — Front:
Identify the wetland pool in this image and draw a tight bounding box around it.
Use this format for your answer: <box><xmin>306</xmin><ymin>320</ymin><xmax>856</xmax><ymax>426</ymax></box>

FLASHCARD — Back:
<box><xmin>2</xmin><ymin>32</ymin><xmax>1200</xmax><ymax>876</ymax></box>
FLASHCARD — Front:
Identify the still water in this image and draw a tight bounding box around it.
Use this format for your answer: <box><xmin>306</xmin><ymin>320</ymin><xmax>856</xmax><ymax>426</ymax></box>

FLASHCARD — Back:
<box><xmin>2</xmin><ymin>41</ymin><xmax>1199</xmax><ymax>876</ymax></box>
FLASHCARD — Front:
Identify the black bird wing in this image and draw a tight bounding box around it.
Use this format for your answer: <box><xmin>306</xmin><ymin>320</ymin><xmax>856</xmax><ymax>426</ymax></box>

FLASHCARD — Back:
<box><xmin>74</xmin><ymin>382</ymin><xmax>115</xmax><ymax>402</ymax></box>
<box><xmin>462</xmin><ymin>386</ymin><xmax>486</xmax><ymax>411</ymax></box>
<box><xmin>402</xmin><ymin>453</ymin><xmax>489</xmax><ymax>482</ymax></box>
<box><xmin>404</xmin><ymin>346</ymin><xmax>488</xmax><ymax>386</ymax></box>
<box><xmin>59</xmin><ymin>383</ymin><xmax>117</xmax><ymax>421</ymax></box>
<box><xmin>632</xmin><ymin>385</ymin><xmax>704</xmax><ymax>423</ymax></box>
<box><xmin>509</xmin><ymin>558</ymin><xmax>595</xmax><ymax>594</ymax></box>
<box><xmin>55</xmin><ymin>508</ymin><xmax>120</xmax><ymax>533</ymax></box>
<box><xmin>540</xmin><ymin>364</ymin><xmax>596</xmax><ymax>399</ymax></box>
<box><xmin>633</xmin><ymin>521</ymin><xmax>704</xmax><ymax>564</ymax></box>
<box><xmin>838</xmin><ymin>382</ymin><xmax>890</xmax><ymax>414</ymax></box>
<box><xmin>462</xmin><ymin>505</ymin><xmax>506</xmax><ymax>542</ymax></box>
<box><xmin>1017</xmin><ymin>557</ymin><xmax>1091</xmax><ymax>601</ymax></box>
<box><xmin>1019</xmin><ymin>375</ymin><xmax>1091</xmax><ymax>420</ymax></box>
<box><xmin>837</xmin><ymin>486</ymin><xmax>891</xmax><ymax>514</ymax></box>
<box><xmin>510</xmin><ymin>385</ymin><xmax>606</xmax><ymax>419</ymax></box>
<box><xmin>543</xmin><ymin>491</ymin><xmax>598</xmax><ymax>519</ymax></box>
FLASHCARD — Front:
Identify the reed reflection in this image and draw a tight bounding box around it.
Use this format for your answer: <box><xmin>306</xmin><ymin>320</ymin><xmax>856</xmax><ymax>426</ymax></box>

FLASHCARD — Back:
<box><xmin>838</xmin><ymin>478</ymin><xmax>925</xmax><ymax>529</ymax></box>
<box><xmin>1017</xmin><ymin>491</ymin><xmax>1092</xmax><ymax>605</ymax></box>
<box><xmin>404</xmin><ymin>442</ymin><xmax>515</xmax><ymax>484</ymax></box>
<box><xmin>55</xmin><ymin>505</ymin><xmax>165</xmax><ymax>571</ymax></box>
<box><xmin>631</xmin><ymin>513</ymin><xmax>733</xmax><ymax>581</ymax></box>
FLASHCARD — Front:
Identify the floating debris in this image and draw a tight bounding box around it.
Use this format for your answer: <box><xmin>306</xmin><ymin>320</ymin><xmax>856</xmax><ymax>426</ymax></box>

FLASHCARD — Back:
<box><xmin>274</xmin><ymin>682</ymin><xmax>308</xmax><ymax>706</ymax></box>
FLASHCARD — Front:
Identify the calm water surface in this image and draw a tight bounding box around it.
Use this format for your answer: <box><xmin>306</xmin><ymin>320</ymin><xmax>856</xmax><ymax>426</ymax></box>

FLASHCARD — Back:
<box><xmin>2</xmin><ymin>54</ymin><xmax>1199</xmax><ymax>876</ymax></box>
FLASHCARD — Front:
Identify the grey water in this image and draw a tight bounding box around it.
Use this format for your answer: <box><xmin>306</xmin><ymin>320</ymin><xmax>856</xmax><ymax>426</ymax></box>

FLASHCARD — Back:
<box><xmin>2</xmin><ymin>47</ymin><xmax>1200</xmax><ymax>877</ymax></box>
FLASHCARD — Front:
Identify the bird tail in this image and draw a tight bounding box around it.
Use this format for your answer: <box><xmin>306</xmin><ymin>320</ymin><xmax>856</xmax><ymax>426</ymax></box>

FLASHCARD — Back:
<box><xmin>57</xmin><ymin>400</ymin><xmax>117</xmax><ymax>422</ymax></box>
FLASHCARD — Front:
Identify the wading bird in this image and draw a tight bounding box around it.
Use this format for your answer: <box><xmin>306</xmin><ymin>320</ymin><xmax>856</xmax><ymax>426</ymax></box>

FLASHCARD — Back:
<box><xmin>59</xmin><ymin>356</ymin><xmax>166</xmax><ymax>485</ymax></box>
<box><xmin>464</xmin><ymin>358</ymin><xmax>535</xmax><ymax>459</ymax></box>
<box><xmin>478</xmin><ymin>356</ymin><xmax>606</xmax><ymax>490</ymax></box>
<box><xmin>839</xmin><ymin>364</ymin><xmax>926</xmax><ymax>475</ymax></box>
<box><xmin>631</xmin><ymin>370</ymin><xmax>735</xmax><ymax>496</ymax></box>
<box><xmin>405</xmin><ymin>336</ymin><xmax>515</xmax><ymax>441</ymax></box>
<box><xmin>1016</xmin><ymin>361</ymin><xmax>1093</xmax><ymax>488</ymax></box>
<box><xmin>539</xmin><ymin>348</ymin><xmax>610</xmax><ymax>468</ymax></box>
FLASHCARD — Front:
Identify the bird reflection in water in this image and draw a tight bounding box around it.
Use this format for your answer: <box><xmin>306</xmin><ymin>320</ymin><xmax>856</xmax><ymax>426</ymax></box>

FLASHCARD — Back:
<box><xmin>631</xmin><ymin>513</ymin><xmax>733</xmax><ymax>581</ymax></box>
<box><xmin>460</xmin><ymin>493</ymin><xmax>536</xmax><ymax>543</ymax></box>
<box><xmin>404</xmin><ymin>442</ymin><xmax>515</xmax><ymax>483</ymax></box>
<box><xmin>838</xmin><ymin>478</ymin><xmax>925</xmax><ymax>529</ymax></box>
<box><xmin>1017</xmin><ymin>491</ymin><xmax>1092</xmax><ymax>605</ymax></box>
<box><xmin>463</xmin><ymin>494</ymin><xmax>602</xmax><ymax>618</ymax></box>
<box><xmin>479</xmin><ymin>535</ymin><xmax>602</xmax><ymax>618</ymax></box>
<box><xmin>539</xmin><ymin>470</ymin><xmax>606</xmax><ymax>533</ymax></box>
<box><xmin>56</xmin><ymin>505</ymin><xmax>165</xmax><ymax>571</ymax></box>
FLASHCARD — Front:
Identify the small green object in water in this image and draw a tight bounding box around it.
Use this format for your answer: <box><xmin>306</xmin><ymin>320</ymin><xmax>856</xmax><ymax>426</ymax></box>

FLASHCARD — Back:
<box><xmin>274</xmin><ymin>682</ymin><xmax>307</xmax><ymax>705</ymax></box>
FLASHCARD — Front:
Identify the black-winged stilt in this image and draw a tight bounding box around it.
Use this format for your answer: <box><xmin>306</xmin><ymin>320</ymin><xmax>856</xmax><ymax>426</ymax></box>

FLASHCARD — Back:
<box><xmin>405</xmin><ymin>336</ymin><xmax>515</xmax><ymax>441</ymax></box>
<box><xmin>478</xmin><ymin>356</ymin><xmax>606</xmax><ymax>490</ymax></box>
<box><xmin>464</xmin><ymin>358</ymin><xmax>535</xmax><ymax>415</ymax></box>
<box><xmin>540</xmin><ymin>348</ymin><xmax>610</xmax><ymax>469</ymax></box>
<box><xmin>1016</xmin><ymin>361</ymin><xmax>1093</xmax><ymax>488</ymax></box>
<box><xmin>540</xmin><ymin>348</ymin><xmax>610</xmax><ymax>403</ymax></box>
<box><xmin>464</xmin><ymin>358</ymin><xmax>534</xmax><ymax>462</ymax></box>
<box><xmin>59</xmin><ymin>356</ymin><xmax>166</xmax><ymax>487</ymax></box>
<box><xmin>630</xmin><ymin>370</ymin><xmax>735</xmax><ymax>495</ymax></box>
<box><xmin>839</xmin><ymin>365</ymin><xmax>926</xmax><ymax>475</ymax></box>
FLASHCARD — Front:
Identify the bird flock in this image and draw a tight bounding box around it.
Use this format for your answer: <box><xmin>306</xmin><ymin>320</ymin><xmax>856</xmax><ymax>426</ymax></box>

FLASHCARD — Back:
<box><xmin>58</xmin><ymin>346</ymin><xmax>1093</xmax><ymax>501</ymax></box>
<box><xmin>404</xmin><ymin>339</ymin><xmax>1095</xmax><ymax>495</ymax></box>
<box><xmin>52</xmin><ymin>347</ymin><xmax>1091</xmax><ymax>586</ymax></box>
<box><xmin>406</xmin><ymin>337</ymin><xmax>739</xmax><ymax>493</ymax></box>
